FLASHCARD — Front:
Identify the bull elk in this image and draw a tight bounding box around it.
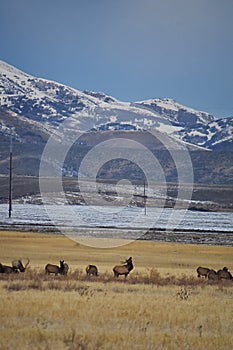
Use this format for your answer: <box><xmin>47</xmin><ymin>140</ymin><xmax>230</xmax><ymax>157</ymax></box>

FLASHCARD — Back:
<box><xmin>113</xmin><ymin>257</ymin><xmax>134</xmax><ymax>278</ymax></box>
<box><xmin>0</xmin><ymin>258</ymin><xmax>30</xmax><ymax>274</ymax></box>
<box><xmin>196</xmin><ymin>266</ymin><xmax>210</xmax><ymax>278</ymax></box>
<box><xmin>45</xmin><ymin>260</ymin><xmax>65</xmax><ymax>275</ymax></box>
<box><xmin>12</xmin><ymin>258</ymin><xmax>30</xmax><ymax>272</ymax></box>
<box><xmin>86</xmin><ymin>264</ymin><xmax>98</xmax><ymax>277</ymax></box>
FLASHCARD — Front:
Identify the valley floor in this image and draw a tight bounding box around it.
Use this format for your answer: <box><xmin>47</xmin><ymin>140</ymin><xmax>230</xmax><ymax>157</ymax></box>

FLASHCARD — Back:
<box><xmin>0</xmin><ymin>231</ymin><xmax>233</xmax><ymax>349</ymax></box>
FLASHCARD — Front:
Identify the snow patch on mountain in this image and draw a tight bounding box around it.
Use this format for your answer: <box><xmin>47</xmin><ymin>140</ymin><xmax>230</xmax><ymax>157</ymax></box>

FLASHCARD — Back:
<box><xmin>135</xmin><ymin>98</ymin><xmax>215</xmax><ymax>127</ymax></box>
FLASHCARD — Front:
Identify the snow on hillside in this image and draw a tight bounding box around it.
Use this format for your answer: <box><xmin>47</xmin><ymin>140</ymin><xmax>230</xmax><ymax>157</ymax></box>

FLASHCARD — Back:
<box><xmin>135</xmin><ymin>98</ymin><xmax>215</xmax><ymax>127</ymax></box>
<box><xmin>0</xmin><ymin>60</ymin><xmax>232</xmax><ymax>150</ymax></box>
<box><xmin>0</xmin><ymin>60</ymin><xmax>184</xmax><ymax>136</ymax></box>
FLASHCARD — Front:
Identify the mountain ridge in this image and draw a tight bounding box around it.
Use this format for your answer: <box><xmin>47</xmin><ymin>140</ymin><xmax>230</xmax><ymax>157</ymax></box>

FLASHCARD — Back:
<box><xmin>1</xmin><ymin>60</ymin><xmax>232</xmax><ymax>151</ymax></box>
<box><xmin>0</xmin><ymin>60</ymin><xmax>232</xmax><ymax>186</ymax></box>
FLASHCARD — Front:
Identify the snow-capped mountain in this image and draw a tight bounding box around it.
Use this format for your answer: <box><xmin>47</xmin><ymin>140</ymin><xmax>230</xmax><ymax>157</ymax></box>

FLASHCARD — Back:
<box><xmin>0</xmin><ymin>60</ymin><xmax>232</xmax><ymax>150</ymax></box>
<box><xmin>0</xmin><ymin>60</ymin><xmax>176</xmax><ymax>133</ymax></box>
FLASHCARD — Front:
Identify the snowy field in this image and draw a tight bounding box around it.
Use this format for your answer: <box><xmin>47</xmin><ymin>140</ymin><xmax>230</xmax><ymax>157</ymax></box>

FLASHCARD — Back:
<box><xmin>0</xmin><ymin>204</ymin><xmax>233</xmax><ymax>230</ymax></box>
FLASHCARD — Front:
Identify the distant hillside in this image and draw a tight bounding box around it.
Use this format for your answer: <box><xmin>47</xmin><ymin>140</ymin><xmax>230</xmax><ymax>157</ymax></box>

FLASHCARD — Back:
<box><xmin>0</xmin><ymin>61</ymin><xmax>232</xmax><ymax>186</ymax></box>
<box><xmin>0</xmin><ymin>130</ymin><xmax>232</xmax><ymax>185</ymax></box>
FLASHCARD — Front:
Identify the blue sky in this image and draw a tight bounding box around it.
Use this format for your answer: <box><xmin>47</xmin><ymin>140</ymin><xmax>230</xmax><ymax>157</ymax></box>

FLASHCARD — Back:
<box><xmin>1</xmin><ymin>0</ymin><xmax>233</xmax><ymax>117</ymax></box>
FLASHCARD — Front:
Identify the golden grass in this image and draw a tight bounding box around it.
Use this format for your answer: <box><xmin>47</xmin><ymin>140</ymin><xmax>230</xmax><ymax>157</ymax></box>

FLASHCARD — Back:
<box><xmin>0</xmin><ymin>230</ymin><xmax>233</xmax><ymax>349</ymax></box>
<box><xmin>1</xmin><ymin>230</ymin><xmax>232</xmax><ymax>275</ymax></box>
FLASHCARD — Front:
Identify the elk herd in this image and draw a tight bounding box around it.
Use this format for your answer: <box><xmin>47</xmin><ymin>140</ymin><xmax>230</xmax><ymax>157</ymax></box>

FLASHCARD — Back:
<box><xmin>0</xmin><ymin>257</ymin><xmax>232</xmax><ymax>282</ymax></box>
<box><xmin>196</xmin><ymin>266</ymin><xmax>233</xmax><ymax>280</ymax></box>
<box><xmin>44</xmin><ymin>257</ymin><xmax>134</xmax><ymax>278</ymax></box>
<box><xmin>0</xmin><ymin>257</ymin><xmax>134</xmax><ymax>278</ymax></box>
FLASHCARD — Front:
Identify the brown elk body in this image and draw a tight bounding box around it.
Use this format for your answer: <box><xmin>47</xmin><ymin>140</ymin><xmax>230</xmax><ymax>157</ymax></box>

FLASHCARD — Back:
<box><xmin>196</xmin><ymin>266</ymin><xmax>210</xmax><ymax>278</ymax></box>
<box><xmin>0</xmin><ymin>264</ymin><xmax>18</xmax><ymax>273</ymax></box>
<box><xmin>45</xmin><ymin>260</ymin><xmax>65</xmax><ymax>275</ymax></box>
<box><xmin>217</xmin><ymin>267</ymin><xmax>233</xmax><ymax>280</ymax></box>
<box><xmin>207</xmin><ymin>269</ymin><xmax>218</xmax><ymax>280</ymax></box>
<box><xmin>113</xmin><ymin>257</ymin><xmax>134</xmax><ymax>278</ymax></box>
<box><xmin>0</xmin><ymin>263</ymin><xmax>16</xmax><ymax>273</ymax></box>
<box><xmin>86</xmin><ymin>264</ymin><xmax>98</xmax><ymax>277</ymax></box>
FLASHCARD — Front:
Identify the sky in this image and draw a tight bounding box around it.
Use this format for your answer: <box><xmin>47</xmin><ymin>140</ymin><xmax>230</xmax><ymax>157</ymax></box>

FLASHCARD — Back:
<box><xmin>1</xmin><ymin>0</ymin><xmax>233</xmax><ymax>118</ymax></box>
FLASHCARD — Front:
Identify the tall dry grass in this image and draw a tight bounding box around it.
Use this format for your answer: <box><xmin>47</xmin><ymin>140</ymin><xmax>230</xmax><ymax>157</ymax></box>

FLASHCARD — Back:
<box><xmin>0</xmin><ymin>231</ymin><xmax>233</xmax><ymax>349</ymax></box>
<box><xmin>0</xmin><ymin>274</ymin><xmax>233</xmax><ymax>350</ymax></box>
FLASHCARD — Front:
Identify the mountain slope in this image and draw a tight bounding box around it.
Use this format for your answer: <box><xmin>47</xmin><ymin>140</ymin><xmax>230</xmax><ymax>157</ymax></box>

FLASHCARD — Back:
<box><xmin>0</xmin><ymin>61</ymin><xmax>232</xmax><ymax>184</ymax></box>
<box><xmin>1</xmin><ymin>60</ymin><xmax>230</xmax><ymax>151</ymax></box>
<box><xmin>181</xmin><ymin>116</ymin><xmax>233</xmax><ymax>150</ymax></box>
<box><xmin>134</xmin><ymin>98</ymin><xmax>214</xmax><ymax>128</ymax></box>
<box><xmin>0</xmin><ymin>108</ymin><xmax>51</xmax><ymax>143</ymax></box>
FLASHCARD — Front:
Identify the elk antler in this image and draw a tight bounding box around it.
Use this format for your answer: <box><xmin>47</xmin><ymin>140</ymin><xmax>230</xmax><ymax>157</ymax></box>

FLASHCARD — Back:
<box><xmin>24</xmin><ymin>258</ymin><xmax>30</xmax><ymax>269</ymax></box>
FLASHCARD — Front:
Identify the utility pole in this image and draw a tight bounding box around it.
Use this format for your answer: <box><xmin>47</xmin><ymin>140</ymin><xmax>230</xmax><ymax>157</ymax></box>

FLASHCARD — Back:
<box><xmin>143</xmin><ymin>180</ymin><xmax>147</xmax><ymax>215</ymax></box>
<box><xmin>8</xmin><ymin>137</ymin><xmax>12</xmax><ymax>218</ymax></box>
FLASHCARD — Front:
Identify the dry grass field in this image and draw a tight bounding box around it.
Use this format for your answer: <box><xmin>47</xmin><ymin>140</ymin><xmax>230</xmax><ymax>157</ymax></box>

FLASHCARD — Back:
<box><xmin>0</xmin><ymin>230</ymin><xmax>233</xmax><ymax>350</ymax></box>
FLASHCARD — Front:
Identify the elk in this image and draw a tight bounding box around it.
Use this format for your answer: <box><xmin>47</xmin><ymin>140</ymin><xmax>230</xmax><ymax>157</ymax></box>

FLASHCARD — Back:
<box><xmin>207</xmin><ymin>269</ymin><xmax>218</xmax><ymax>280</ymax></box>
<box><xmin>0</xmin><ymin>258</ymin><xmax>30</xmax><ymax>274</ymax></box>
<box><xmin>113</xmin><ymin>257</ymin><xmax>134</xmax><ymax>278</ymax></box>
<box><xmin>60</xmin><ymin>262</ymin><xmax>69</xmax><ymax>275</ymax></box>
<box><xmin>45</xmin><ymin>260</ymin><xmax>65</xmax><ymax>275</ymax></box>
<box><xmin>0</xmin><ymin>263</ymin><xmax>16</xmax><ymax>274</ymax></box>
<box><xmin>86</xmin><ymin>264</ymin><xmax>98</xmax><ymax>277</ymax></box>
<box><xmin>217</xmin><ymin>267</ymin><xmax>233</xmax><ymax>280</ymax></box>
<box><xmin>196</xmin><ymin>266</ymin><xmax>210</xmax><ymax>278</ymax></box>
<box><xmin>12</xmin><ymin>258</ymin><xmax>30</xmax><ymax>272</ymax></box>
